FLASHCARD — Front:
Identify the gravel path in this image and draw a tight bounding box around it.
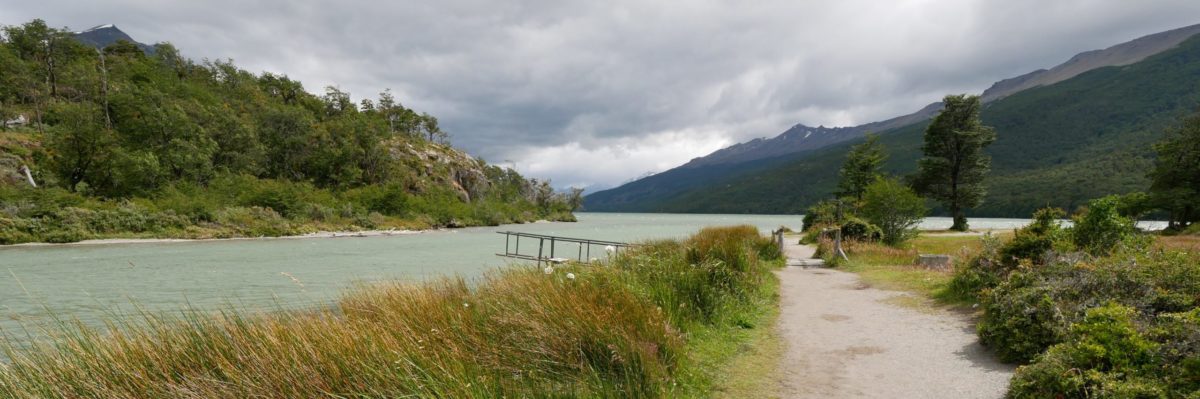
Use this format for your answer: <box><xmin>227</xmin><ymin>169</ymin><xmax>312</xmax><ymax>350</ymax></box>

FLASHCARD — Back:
<box><xmin>775</xmin><ymin>242</ymin><xmax>1013</xmax><ymax>398</ymax></box>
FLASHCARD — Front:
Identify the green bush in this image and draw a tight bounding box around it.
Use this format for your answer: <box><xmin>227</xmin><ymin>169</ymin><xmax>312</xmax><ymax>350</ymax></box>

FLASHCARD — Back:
<box><xmin>212</xmin><ymin>206</ymin><xmax>297</xmax><ymax>237</ymax></box>
<box><xmin>1071</xmin><ymin>195</ymin><xmax>1146</xmax><ymax>257</ymax></box>
<box><xmin>860</xmin><ymin>177</ymin><xmax>926</xmax><ymax>246</ymax></box>
<box><xmin>945</xmin><ymin>233</ymin><xmax>1004</xmax><ymax>301</ymax></box>
<box><xmin>839</xmin><ymin>216</ymin><xmax>882</xmax><ymax>241</ymax></box>
<box><xmin>1008</xmin><ymin>303</ymin><xmax>1178</xmax><ymax>398</ymax></box>
<box><xmin>802</xmin><ymin>200</ymin><xmax>839</xmax><ymax>232</ymax></box>
<box><xmin>999</xmin><ymin>208</ymin><xmax>1068</xmax><ymax>267</ymax></box>
<box><xmin>979</xmin><ymin>248</ymin><xmax>1200</xmax><ymax>364</ymax></box>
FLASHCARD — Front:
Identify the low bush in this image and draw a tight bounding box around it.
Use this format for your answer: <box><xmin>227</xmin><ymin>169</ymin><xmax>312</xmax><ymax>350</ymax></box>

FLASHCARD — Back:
<box><xmin>1071</xmin><ymin>195</ymin><xmax>1147</xmax><ymax>257</ymax></box>
<box><xmin>978</xmin><ymin>248</ymin><xmax>1200</xmax><ymax>365</ymax></box>
<box><xmin>1007</xmin><ymin>303</ymin><xmax>1200</xmax><ymax>398</ymax></box>
<box><xmin>839</xmin><ymin>216</ymin><xmax>882</xmax><ymax>241</ymax></box>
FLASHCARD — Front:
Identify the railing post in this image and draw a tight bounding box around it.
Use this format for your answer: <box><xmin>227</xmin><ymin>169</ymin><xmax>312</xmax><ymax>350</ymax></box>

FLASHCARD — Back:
<box><xmin>538</xmin><ymin>237</ymin><xmax>545</xmax><ymax>265</ymax></box>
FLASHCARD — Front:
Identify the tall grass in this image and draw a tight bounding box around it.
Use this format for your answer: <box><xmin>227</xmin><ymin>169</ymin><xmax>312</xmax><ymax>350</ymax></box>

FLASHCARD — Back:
<box><xmin>0</xmin><ymin>225</ymin><xmax>781</xmax><ymax>398</ymax></box>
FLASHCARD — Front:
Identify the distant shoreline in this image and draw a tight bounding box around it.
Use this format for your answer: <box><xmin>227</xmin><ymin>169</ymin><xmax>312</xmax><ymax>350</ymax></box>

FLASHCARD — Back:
<box><xmin>0</xmin><ymin>219</ymin><xmax>561</xmax><ymax>249</ymax></box>
<box><xmin>0</xmin><ymin>228</ymin><xmax>427</xmax><ymax>248</ymax></box>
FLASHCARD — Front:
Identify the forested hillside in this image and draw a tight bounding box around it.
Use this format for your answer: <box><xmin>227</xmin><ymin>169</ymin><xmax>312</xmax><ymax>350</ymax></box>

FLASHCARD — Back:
<box><xmin>0</xmin><ymin>19</ymin><xmax>577</xmax><ymax>244</ymax></box>
<box><xmin>613</xmin><ymin>32</ymin><xmax>1200</xmax><ymax>217</ymax></box>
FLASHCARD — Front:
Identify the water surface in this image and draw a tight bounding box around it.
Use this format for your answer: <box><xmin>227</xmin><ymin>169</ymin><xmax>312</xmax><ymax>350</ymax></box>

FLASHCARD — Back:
<box><xmin>0</xmin><ymin>213</ymin><xmax>1076</xmax><ymax>337</ymax></box>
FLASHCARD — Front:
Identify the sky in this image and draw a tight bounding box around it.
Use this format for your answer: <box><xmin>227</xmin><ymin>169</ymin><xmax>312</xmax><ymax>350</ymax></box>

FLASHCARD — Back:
<box><xmin>3</xmin><ymin>1</ymin><xmax>1200</xmax><ymax>191</ymax></box>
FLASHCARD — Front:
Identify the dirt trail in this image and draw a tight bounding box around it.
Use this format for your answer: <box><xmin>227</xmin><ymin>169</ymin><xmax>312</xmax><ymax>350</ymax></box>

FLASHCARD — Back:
<box><xmin>774</xmin><ymin>241</ymin><xmax>1013</xmax><ymax>398</ymax></box>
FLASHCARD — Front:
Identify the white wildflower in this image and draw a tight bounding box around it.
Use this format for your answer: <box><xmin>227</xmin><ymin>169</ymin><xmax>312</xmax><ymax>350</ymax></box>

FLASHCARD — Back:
<box><xmin>566</xmin><ymin>273</ymin><xmax>576</xmax><ymax>280</ymax></box>
<box><xmin>463</xmin><ymin>302</ymin><xmax>470</xmax><ymax>308</ymax></box>
<box><xmin>543</xmin><ymin>265</ymin><xmax>554</xmax><ymax>274</ymax></box>
<box><xmin>604</xmin><ymin>245</ymin><xmax>616</xmax><ymax>253</ymax></box>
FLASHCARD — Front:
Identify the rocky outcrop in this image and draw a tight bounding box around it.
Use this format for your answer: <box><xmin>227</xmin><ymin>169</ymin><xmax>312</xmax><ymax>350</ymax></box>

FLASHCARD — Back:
<box><xmin>390</xmin><ymin>141</ymin><xmax>492</xmax><ymax>202</ymax></box>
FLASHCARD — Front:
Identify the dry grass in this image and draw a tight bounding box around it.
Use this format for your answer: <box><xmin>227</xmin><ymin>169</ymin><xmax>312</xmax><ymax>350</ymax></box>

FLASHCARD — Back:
<box><xmin>0</xmin><ymin>226</ymin><xmax>783</xmax><ymax>398</ymax></box>
<box><xmin>1155</xmin><ymin>234</ymin><xmax>1200</xmax><ymax>253</ymax></box>
<box><xmin>819</xmin><ymin>234</ymin><xmax>1007</xmax><ymax>304</ymax></box>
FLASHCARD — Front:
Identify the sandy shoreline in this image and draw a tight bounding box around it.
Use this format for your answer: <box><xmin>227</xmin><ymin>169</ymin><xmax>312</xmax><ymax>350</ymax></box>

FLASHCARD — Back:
<box><xmin>2</xmin><ymin>228</ymin><xmax>428</xmax><ymax>248</ymax></box>
<box><xmin>1</xmin><ymin>219</ymin><xmax>564</xmax><ymax>249</ymax></box>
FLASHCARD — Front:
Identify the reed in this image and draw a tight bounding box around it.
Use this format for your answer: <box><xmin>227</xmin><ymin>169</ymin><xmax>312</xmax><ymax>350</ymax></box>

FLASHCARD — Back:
<box><xmin>0</xmin><ymin>225</ymin><xmax>781</xmax><ymax>398</ymax></box>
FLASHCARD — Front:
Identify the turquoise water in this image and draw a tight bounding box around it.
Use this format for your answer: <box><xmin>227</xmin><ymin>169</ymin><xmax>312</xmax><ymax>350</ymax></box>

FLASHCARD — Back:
<box><xmin>0</xmin><ymin>213</ymin><xmax>1042</xmax><ymax>338</ymax></box>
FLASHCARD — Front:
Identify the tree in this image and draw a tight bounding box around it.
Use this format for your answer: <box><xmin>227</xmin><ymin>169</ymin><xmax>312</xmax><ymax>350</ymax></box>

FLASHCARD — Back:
<box><xmin>861</xmin><ymin>177</ymin><xmax>927</xmax><ymax>246</ymax></box>
<box><xmin>837</xmin><ymin>133</ymin><xmax>887</xmax><ymax>201</ymax></box>
<box><xmin>44</xmin><ymin>102</ymin><xmax>114</xmax><ymax>191</ymax></box>
<box><xmin>1147</xmin><ymin>110</ymin><xmax>1200</xmax><ymax>230</ymax></box>
<box><xmin>913</xmin><ymin>94</ymin><xmax>996</xmax><ymax>231</ymax></box>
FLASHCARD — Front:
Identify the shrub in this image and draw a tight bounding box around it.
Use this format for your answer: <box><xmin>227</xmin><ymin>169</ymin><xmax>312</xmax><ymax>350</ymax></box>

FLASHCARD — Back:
<box><xmin>978</xmin><ymin>248</ymin><xmax>1200</xmax><ymax>363</ymax></box>
<box><xmin>1072</xmin><ymin>195</ymin><xmax>1146</xmax><ymax>257</ymax></box>
<box><xmin>860</xmin><ymin>177</ymin><xmax>926</xmax><ymax>246</ymax></box>
<box><xmin>945</xmin><ymin>233</ymin><xmax>1004</xmax><ymax>301</ymax></box>
<box><xmin>999</xmin><ymin>207</ymin><xmax>1069</xmax><ymax>267</ymax></box>
<box><xmin>802</xmin><ymin>200</ymin><xmax>839</xmax><ymax>232</ymax></box>
<box><xmin>1007</xmin><ymin>304</ymin><xmax>1167</xmax><ymax>398</ymax></box>
<box><xmin>839</xmin><ymin>216</ymin><xmax>882</xmax><ymax>241</ymax></box>
<box><xmin>212</xmin><ymin>206</ymin><xmax>297</xmax><ymax>237</ymax></box>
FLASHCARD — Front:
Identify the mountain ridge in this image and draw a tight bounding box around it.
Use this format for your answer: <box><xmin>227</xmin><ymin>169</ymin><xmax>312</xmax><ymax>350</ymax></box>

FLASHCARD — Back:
<box><xmin>586</xmin><ymin>22</ymin><xmax>1200</xmax><ymax>212</ymax></box>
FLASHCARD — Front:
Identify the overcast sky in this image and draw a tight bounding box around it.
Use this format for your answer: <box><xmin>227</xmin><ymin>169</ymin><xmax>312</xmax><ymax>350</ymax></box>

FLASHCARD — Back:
<box><xmin>3</xmin><ymin>1</ymin><xmax>1199</xmax><ymax>190</ymax></box>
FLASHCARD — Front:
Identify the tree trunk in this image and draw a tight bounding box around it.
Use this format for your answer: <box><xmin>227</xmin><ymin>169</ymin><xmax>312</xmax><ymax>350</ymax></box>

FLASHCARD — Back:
<box><xmin>950</xmin><ymin>206</ymin><xmax>969</xmax><ymax>232</ymax></box>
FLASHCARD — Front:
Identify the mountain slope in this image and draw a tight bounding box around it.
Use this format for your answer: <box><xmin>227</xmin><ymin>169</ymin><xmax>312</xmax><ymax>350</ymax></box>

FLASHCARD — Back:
<box><xmin>73</xmin><ymin>24</ymin><xmax>156</xmax><ymax>53</ymax></box>
<box><xmin>980</xmin><ymin>23</ymin><xmax>1200</xmax><ymax>102</ymax></box>
<box><xmin>586</xmin><ymin>23</ymin><xmax>1200</xmax><ymax>213</ymax></box>
<box><xmin>655</xmin><ymin>33</ymin><xmax>1200</xmax><ymax>216</ymax></box>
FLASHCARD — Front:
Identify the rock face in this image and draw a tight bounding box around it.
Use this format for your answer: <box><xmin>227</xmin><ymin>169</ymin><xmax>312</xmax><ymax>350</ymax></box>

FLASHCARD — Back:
<box><xmin>390</xmin><ymin>141</ymin><xmax>492</xmax><ymax>202</ymax></box>
<box><xmin>916</xmin><ymin>254</ymin><xmax>952</xmax><ymax>271</ymax></box>
<box><xmin>73</xmin><ymin>24</ymin><xmax>156</xmax><ymax>54</ymax></box>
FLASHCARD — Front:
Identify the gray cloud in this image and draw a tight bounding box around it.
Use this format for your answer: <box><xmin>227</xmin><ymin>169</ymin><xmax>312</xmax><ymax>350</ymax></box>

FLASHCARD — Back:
<box><xmin>3</xmin><ymin>0</ymin><xmax>1199</xmax><ymax>189</ymax></box>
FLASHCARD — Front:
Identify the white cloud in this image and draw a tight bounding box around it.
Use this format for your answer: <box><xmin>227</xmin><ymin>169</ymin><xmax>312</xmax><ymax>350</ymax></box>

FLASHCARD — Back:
<box><xmin>3</xmin><ymin>0</ymin><xmax>1199</xmax><ymax>189</ymax></box>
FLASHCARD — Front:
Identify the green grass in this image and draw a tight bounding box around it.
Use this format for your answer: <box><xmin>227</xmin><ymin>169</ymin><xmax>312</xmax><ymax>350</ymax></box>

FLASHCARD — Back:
<box><xmin>819</xmin><ymin>233</ymin><xmax>1007</xmax><ymax>306</ymax></box>
<box><xmin>0</xmin><ymin>225</ymin><xmax>782</xmax><ymax>398</ymax></box>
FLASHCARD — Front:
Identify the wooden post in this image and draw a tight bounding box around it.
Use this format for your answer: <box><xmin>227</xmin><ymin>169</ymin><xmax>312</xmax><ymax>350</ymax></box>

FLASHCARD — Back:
<box><xmin>834</xmin><ymin>199</ymin><xmax>849</xmax><ymax>261</ymax></box>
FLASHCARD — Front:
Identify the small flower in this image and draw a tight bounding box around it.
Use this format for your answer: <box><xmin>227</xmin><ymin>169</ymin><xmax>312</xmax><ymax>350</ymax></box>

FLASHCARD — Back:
<box><xmin>463</xmin><ymin>302</ymin><xmax>470</xmax><ymax>308</ymax></box>
<box><xmin>604</xmin><ymin>245</ymin><xmax>616</xmax><ymax>253</ymax></box>
<box><xmin>543</xmin><ymin>265</ymin><xmax>554</xmax><ymax>274</ymax></box>
<box><xmin>566</xmin><ymin>273</ymin><xmax>576</xmax><ymax>280</ymax></box>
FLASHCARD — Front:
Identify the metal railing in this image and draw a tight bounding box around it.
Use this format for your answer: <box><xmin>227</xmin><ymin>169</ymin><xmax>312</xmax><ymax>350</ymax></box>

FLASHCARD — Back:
<box><xmin>496</xmin><ymin>231</ymin><xmax>635</xmax><ymax>265</ymax></box>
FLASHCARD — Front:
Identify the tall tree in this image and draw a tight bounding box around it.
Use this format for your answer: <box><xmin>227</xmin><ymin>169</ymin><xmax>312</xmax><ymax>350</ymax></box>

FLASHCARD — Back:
<box><xmin>837</xmin><ymin>133</ymin><xmax>887</xmax><ymax>201</ymax></box>
<box><xmin>913</xmin><ymin>94</ymin><xmax>996</xmax><ymax>231</ymax></box>
<box><xmin>44</xmin><ymin>102</ymin><xmax>114</xmax><ymax>191</ymax></box>
<box><xmin>1148</xmin><ymin>110</ymin><xmax>1200</xmax><ymax>230</ymax></box>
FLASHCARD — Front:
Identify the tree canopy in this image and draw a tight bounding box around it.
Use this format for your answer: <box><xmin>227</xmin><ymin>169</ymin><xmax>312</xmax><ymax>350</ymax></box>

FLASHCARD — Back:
<box><xmin>913</xmin><ymin>94</ymin><xmax>996</xmax><ymax>231</ymax></box>
<box><xmin>836</xmin><ymin>133</ymin><xmax>887</xmax><ymax>201</ymax></box>
<box><xmin>1148</xmin><ymin>109</ymin><xmax>1200</xmax><ymax>230</ymax></box>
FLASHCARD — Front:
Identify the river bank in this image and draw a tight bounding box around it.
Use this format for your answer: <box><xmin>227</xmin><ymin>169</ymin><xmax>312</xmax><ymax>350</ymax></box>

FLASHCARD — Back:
<box><xmin>0</xmin><ymin>226</ymin><xmax>783</xmax><ymax>398</ymax></box>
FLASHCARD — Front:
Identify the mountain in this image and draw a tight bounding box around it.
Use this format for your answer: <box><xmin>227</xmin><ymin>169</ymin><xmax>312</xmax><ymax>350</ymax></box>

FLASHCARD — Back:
<box><xmin>73</xmin><ymin>24</ymin><xmax>156</xmax><ymax>54</ymax></box>
<box><xmin>586</xmin><ymin>23</ymin><xmax>1200</xmax><ymax>214</ymax></box>
<box><xmin>599</xmin><ymin>29</ymin><xmax>1200</xmax><ymax>217</ymax></box>
<box><xmin>980</xmin><ymin>23</ymin><xmax>1200</xmax><ymax>102</ymax></box>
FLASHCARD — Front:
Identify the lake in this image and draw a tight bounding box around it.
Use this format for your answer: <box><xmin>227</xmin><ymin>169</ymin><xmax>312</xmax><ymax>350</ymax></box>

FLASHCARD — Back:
<box><xmin>0</xmin><ymin>213</ymin><xmax>1073</xmax><ymax>339</ymax></box>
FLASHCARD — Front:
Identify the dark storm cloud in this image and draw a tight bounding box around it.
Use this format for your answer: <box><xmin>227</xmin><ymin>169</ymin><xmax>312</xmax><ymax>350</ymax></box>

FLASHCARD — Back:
<box><xmin>3</xmin><ymin>0</ymin><xmax>1199</xmax><ymax>188</ymax></box>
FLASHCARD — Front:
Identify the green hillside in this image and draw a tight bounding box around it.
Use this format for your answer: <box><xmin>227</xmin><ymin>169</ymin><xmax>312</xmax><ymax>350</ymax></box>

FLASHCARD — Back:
<box><xmin>652</xmin><ymin>33</ymin><xmax>1200</xmax><ymax>216</ymax></box>
<box><xmin>0</xmin><ymin>20</ymin><xmax>576</xmax><ymax>244</ymax></box>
